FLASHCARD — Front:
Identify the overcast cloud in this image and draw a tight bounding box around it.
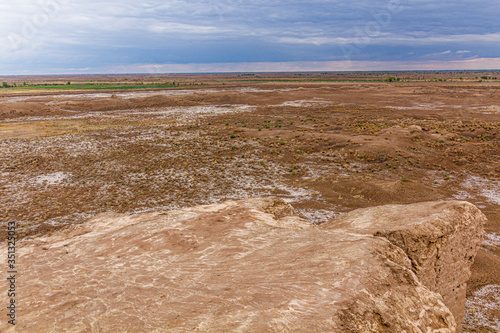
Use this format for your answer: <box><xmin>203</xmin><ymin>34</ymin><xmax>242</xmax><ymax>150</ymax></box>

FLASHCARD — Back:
<box><xmin>0</xmin><ymin>0</ymin><xmax>499</xmax><ymax>74</ymax></box>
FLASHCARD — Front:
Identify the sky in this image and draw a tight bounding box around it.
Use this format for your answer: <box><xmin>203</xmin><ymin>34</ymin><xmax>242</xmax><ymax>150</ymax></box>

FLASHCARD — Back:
<box><xmin>1</xmin><ymin>0</ymin><xmax>499</xmax><ymax>75</ymax></box>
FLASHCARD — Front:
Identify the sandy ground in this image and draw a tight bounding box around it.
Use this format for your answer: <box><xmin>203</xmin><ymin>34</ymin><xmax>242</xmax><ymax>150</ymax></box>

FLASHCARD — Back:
<box><xmin>1</xmin><ymin>79</ymin><xmax>499</xmax><ymax>331</ymax></box>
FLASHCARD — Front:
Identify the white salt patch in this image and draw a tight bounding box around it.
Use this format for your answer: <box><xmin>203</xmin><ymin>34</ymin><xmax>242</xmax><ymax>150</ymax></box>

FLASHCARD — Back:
<box><xmin>271</xmin><ymin>184</ymin><xmax>315</xmax><ymax>203</ymax></box>
<box><xmin>463</xmin><ymin>285</ymin><xmax>500</xmax><ymax>332</ymax></box>
<box><xmin>0</xmin><ymin>96</ymin><xmax>38</xmax><ymax>103</ymax></box>
<box><xmin>296</xmin><ymin>209</ymin><xmax>339</xmax><ymax>225</ymax></box>
<box><xmin>160</xmin><ymin>104</ymin><xmax>255</xmax><ymax>121</ymax></box>
<box><xmin>482</xmin><ymin>233</ymin><xmax>500</xmax><ymax>251</ymax></box>
<box><xmin>273</xmin><ymin>99</ymin><xmax>331</xmax><ymax>107</ymax></box>
<box><xmin>236</xmin><ymin>87</ymin><xmax>296</xmax><ymax>93</ymax></box>
<box><xmin>3</xmin><ymin>111</ymin><xmax>116</xmax><ymax>122</ymax></box>
<box><xmin>473</xmin><ymin>105</ymin><xmax>500</xmax><ymax>114</ymax></box>
<box><xmin>452</xmin><ymin>190</ymin><xmax>472</xmax><ymax>200</ymax></box>
<box><xmin>34</xmin><ymin>172</ymin><xmax>70</xmax><ymax>185</ymax></box>
<box><xmin>461</xmin><ymin>175</ymin><xmax>500</xmax><ymax>205</ymax></box>
<box><xmin>388</xmin><ymin>102</ymin><xmax>449</xmax><ymax>110</ymax></box>
<box><xmin>1</xmin><ymin>90</ymin><xmax>222</xmax><ymax>104</ymax></box>
<box><xmin>116</xmin><ymin>89</ymin><xmax>219</xmax><ymax>99</ymax></box>
<box><xmin>8</xmin><ymin>104</ymin><xmax>255</xmax><ymax>122</ymax></box>
<box><xmin>128</xmin><ymin>158</ymin><xmax>326</xmax><ymax>218</ymax></box>
<box><xmin>0</xmin><ymin>87</ymin><xmax>297</xmax><ymax>105</ymax></box>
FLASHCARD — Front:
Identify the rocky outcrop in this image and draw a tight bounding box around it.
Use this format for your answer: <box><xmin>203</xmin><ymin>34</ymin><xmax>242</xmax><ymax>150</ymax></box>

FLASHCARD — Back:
<box><xmin>3</xmin><ymin>198</ymin><xmax>485</xmax><ymax>332</ymax></box>
<box><xmin>326</xmin><ymin>201</ymin><xmax>485</xmax><ymax>331</ymax></box>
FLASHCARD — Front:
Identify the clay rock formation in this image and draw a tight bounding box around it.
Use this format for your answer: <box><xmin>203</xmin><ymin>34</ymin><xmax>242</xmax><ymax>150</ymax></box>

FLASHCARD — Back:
<box><xmin>3</xmin><ymin>198</ymin><xmax>485</xmax><ymax>332</ymax></box>
<box><xmin>327</xmin><ymin>201</ymin><xmax>485</xmax><ymax>331</ymax></box>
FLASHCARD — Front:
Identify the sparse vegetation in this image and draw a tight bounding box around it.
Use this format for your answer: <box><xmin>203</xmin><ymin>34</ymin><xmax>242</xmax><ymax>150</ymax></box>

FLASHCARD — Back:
<box><xmin>1</xmin><ymin>73</ymin><xmax>499</xmax><ymax>318</ymax></box>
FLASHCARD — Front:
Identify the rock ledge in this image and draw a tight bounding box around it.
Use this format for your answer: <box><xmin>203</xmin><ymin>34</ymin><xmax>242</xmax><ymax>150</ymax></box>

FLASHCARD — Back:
<box><xmin>4</xmin><ymin>198</ymin><xmax>485</xmax><ymax>332</ymax></box>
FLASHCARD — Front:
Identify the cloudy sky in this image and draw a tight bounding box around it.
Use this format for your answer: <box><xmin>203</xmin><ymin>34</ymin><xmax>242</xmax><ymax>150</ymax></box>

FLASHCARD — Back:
<box><xmin>1</xmin><ymin>0</ymin><xmax>499</xmax><ymax>75</ymax></box>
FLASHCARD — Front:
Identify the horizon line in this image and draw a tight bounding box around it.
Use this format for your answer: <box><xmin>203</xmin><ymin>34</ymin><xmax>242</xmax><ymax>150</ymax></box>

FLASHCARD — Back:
<box><xmin>2</xmin><ymin>69</ymin><xmax>500</xmax><ymax>78</ymax></box>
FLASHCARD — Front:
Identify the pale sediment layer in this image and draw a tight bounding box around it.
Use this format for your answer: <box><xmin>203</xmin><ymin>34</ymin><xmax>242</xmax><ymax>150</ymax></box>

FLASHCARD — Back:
<box><xmin>3</xmin><ymin>198</ymin><xmax>485</xmax><ymax>332</ymax></box>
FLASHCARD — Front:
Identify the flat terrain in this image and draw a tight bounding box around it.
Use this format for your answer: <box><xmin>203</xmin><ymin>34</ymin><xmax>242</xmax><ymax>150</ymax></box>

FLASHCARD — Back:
<box><xmin>1</xmin><ymin>73</ymin><xmax>499</xmax><ymax>331</ymax></box>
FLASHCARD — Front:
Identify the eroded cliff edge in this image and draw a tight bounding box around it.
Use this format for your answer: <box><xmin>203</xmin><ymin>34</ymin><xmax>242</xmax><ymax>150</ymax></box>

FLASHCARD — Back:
<box><xmin>4</xmin><ymin>198</ymin><xmax>485</xmax><ymax>332</ymax></box>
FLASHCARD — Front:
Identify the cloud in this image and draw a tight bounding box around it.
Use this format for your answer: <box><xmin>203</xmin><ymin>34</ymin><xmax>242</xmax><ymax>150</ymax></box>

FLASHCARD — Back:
<box><xmin>0</xmin><ymin>0</ymin><xmax>499</xmax><ymax>74</ymax></box>
<box><xmin>89</xmin><ymin>57</ymin><xmax>500</xmax><ymax>74</ymax></box>
<box><xmin>421</xmin><ymin>49</ymin><xmax>479</xmax><ymax>60</ymax></box>
<box><xmin>147</xmin><ymin>22</ymin><xmax>224</xmax><ymax>34</ymax></box>
<box><xmin>276</xmin><ymin>33</ymin><xmax>500</xmax><ymax>46</ymax></box>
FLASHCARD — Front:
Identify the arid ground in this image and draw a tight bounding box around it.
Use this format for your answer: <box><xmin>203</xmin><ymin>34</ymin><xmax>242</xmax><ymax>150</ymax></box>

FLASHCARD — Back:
<box><xmin>1</xmin><ymin>72</ymin><xmax>499</xmax><ymax>331</ymax></box>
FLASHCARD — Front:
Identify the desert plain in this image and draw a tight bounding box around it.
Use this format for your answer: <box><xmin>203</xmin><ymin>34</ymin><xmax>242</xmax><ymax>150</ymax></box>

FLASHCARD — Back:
<box><xmin>0</xmin><ymin>72</ymin><xmax>499</xmax><ymax>331</ymax></box>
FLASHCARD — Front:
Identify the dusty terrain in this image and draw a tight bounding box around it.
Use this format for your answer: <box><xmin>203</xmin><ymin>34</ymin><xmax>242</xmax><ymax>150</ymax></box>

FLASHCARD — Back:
<box><xmin>1</xmin><ymin>198</ymin><xmax>484</xmax><ymax>332</ymax></box>
<box><xmin>1</xmin><ymin>74</ymin><xmax>499</xmax><ymax>331</ymax></box>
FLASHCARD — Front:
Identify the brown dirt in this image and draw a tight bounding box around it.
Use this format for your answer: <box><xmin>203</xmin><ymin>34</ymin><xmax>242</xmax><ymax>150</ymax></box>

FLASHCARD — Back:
<box><xmin>1</xmin><ymin>75</ymin><xmax>499</xmax><ymax>331</ymax></box>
